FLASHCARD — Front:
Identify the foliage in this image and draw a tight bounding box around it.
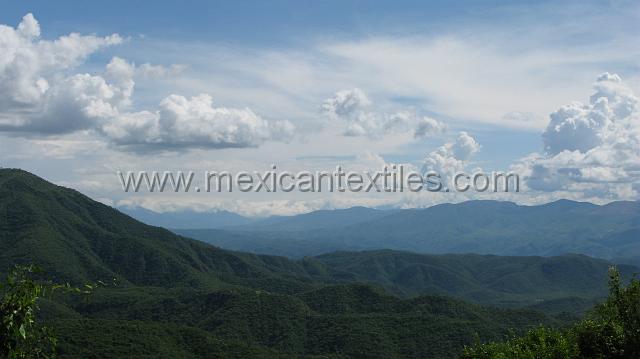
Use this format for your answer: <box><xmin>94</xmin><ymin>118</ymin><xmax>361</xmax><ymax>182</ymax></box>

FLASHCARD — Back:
<box><xmin>310</xmin><ymin>250</ymin><xmax>634</xmax><ymax>310</ymax></box>
<box><xmin>573</xmin><ymin>267</ymin><xmax>640</xmax><ymax>358</ymax></box>
<box><xmin>461</xmin><ymin>267</ymin><xmax>640</xmax><ymax>359</ymax></box>
<box><xmin>51</xmin><ymin>284</ymin><xmax>554</xmax><ymax>358</ymax></box>
<box><xmin>461</xmin><ymin>327</ymin><xmax>578</xmax><ymax>359</ymax></box>
<box><xmin>1</xmin><ymin>265</ymin><xmax>58</xmax><ymax>359</ymax></box>
<box><xmin>0</xmin><ymin>265</ymin><xmax>98</xmax><ymax>359</ymax></box>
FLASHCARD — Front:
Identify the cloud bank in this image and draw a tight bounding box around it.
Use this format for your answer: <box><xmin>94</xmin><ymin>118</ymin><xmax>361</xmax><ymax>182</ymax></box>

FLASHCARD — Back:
<box><xmin>0</xmin><ymin>14</ymin><xmax>293</xmax><ymax>150</ymax></box>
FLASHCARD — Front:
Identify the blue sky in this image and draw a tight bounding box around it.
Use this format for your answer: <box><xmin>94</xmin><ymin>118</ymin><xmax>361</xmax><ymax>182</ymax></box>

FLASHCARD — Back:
<box><xmin>0</xmin><ymin>1</ymin><xmax>548</xmax><ymax>43</ymax></box>
<box><xmin>0</xmin><ymin>1</ymin><xmax>639</xmax><ymax>215</ymax></box>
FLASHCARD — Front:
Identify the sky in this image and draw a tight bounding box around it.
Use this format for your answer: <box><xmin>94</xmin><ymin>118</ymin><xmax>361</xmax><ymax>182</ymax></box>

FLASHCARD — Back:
<box><xmin>1</xmin><ymin>0</ymin><xmax>639</xmax><ymax>216</ymax></box>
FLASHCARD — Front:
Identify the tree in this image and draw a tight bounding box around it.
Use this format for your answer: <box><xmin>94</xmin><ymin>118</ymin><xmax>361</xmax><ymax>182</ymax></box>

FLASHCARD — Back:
<box><xmin>0</xmin><ymin>265</ymin><xmax>97</xmax><ymax>358</ymax></box>
<box><xmin>461</xmin><ymin>267</ymin><xmax>640</xmax><ymax>359</ymax></box>
<box><xmin>574</xmin><ymin>267</ymin><xmax>640</xmax><ymax>358</ymax></box>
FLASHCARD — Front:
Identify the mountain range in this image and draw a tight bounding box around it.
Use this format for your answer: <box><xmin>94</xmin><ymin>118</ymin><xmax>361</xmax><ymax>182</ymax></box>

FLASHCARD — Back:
<box><xmin>118</xmin><ymin>206</ymin><xmax>253</xmax><ymax>229</ymax></box>
<box><xmin>171</xmin><ymin>200</ymin><xmax>640</xmax><ymax>265</ymax></box>
<box><xmin>1</xmin><ymin>168</ymin><xmax>637</xmax><ymax>358</ymax></box>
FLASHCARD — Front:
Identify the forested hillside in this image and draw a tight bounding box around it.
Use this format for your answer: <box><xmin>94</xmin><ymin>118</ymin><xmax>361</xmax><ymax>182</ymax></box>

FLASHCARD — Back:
<box><xmin>0</xmin><ymin>169</ymin><xmax>633</xmax><ymax>358</ymax></box>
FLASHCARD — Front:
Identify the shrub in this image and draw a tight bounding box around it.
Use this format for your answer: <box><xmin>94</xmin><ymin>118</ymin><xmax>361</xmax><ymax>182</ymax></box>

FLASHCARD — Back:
<box><xmin>461</xmin><ymin>267</ymin><xmax>640</xmax><ymax>359</ymax></box>
<box><xmin>0</xmin><ymin>265</ymin><xmax>97</xmax><ymax>358</ymax></box>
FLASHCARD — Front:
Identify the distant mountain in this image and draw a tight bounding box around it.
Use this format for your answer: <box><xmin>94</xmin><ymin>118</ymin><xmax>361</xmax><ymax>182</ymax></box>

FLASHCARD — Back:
<box><xmin>119</xmin><ymin>206</ymin><xmax>253</xmax><ymax>229</ymax></box>
<box><xmin>176</xmin><ymin>227</ymin><xmax>355</xmax><ymax>257</ymax></box>
<box><xmin>120</xmin><ymin>204</ymin><xmax>394</xmax><ymax>232</ymax></box>
<box><xmin>331</xmin><ymin>200</ymin><xmax>640</xmax><ymax>261</ymax></box>
<box><xmin>225</xmin><ymin>206</ymin><xmax>396</xmax><ymax>232</ymax></box>
<box><xmin>180</xmin><ymin>199</ymin><xmax>640</xmax><ymax>262</ymax></box>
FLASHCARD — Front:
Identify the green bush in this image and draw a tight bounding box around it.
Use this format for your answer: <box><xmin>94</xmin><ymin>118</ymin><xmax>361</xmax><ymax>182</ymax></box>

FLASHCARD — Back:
<box><xmin>461</xmin><ymin>267</ymin><xmax>640</xmax><ymax>359</ymax></box>
<box><xmin>1</xmin><ymin>265</ymin><xmax>96</xmax><ymax>359</ymax></box>
<box><xmin>461</xmin><ymin>327</ymin><xmax>577</xmax><ymax>359</ymax></box>
<box><xmin>0</xmin><ymin>265</ymin><xmax>57</xmax><ymax>359</ymax></box>
<box><xmin>574</xmin><ymin>267</ymin><xmax>640</xmax><ymax>358</ymax></box>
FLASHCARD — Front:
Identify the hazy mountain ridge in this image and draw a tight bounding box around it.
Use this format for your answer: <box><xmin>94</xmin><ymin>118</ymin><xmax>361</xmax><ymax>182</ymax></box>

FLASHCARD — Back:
<box><xmin>176</xmin><ymin>199</ymin><xmax>640</xmax><ymax>263</ymax></box>
<box><xmin>120</xmin><ymin>204</ymin><xmax>395</xmax><ymax>232</ymax></box>
<box><xmin>119</xmin><ymin>206</ymin><xmax>254</xmax><ymax>229</ymax></box>
<box><xmin>223</xmin><ymin>206</ymin><xmax>397</xmax><ymax>232</ymax></box>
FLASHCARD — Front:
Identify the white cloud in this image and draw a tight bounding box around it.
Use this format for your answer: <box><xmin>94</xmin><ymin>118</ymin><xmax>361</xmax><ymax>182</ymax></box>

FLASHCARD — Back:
<box><xmin>520</xmin><ymin>73</ymin><xmax>640</xmax><ymax>200</ymax></box>
<box><xmin>451</xmin><ymin>131</ymin><xmax>481</xmax><ymax>160</ymax></box>
<box><xmin>541</xmin><ymin>73</ymin><xmax>637</xmax><ymax>155</ymax></box>
<box><xmin>0</xmin><ymin>14</ymin><xmax>293</xmax><ymax>150</ymax></box>
<box><xmin>137</xmin><ymin>63</ymin><xmax>186</xmax><ymax>78</ymax></box>
<box><xmin>3</xmin><ymin>7</ymin><xmax>640</xmax><ymax>214</ymax></box>
<box><xmin>0</xmin><ymin>14</ymin><xmax>122</xmax><ymax>109</ymax></box>
<box><xmin>414</xmin><ymin>117</ymin><xmax>446</xmax><ymax>139</ymax></box>
<box><xmin>115</xmin><ymin>195</ymin><xmax>398</xmax><ymax>218</ymax></box>
<box><xmin>321</xmin><ymin>88</ymin><xmax>387</xmax><ymax>137</ymax></box>
<box><xmin>321</xmin><ymin>88</ymin><xmax>370</xmax><ymax>117</ymax></box>
<box><xmin>103</xmin><ymin>93</ymin><xmax>294</xmax><ymax>148</ymax></box>
<box><xmin>322</xmin><ymin>88</ymin><xmax>445</xmax><ymax>139</ymax></box>
<box><xmin>423</xmin><ymin>131</ymin><xmax>481</xmax><ymax>175</ymax></box>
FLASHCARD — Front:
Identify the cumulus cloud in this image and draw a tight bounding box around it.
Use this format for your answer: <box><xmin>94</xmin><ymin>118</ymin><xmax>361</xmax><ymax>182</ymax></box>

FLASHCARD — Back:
<box><xmin>321</xmin><ymin>88</ymin><xmax>370</xmax><ymax>117</ymax></box>
<box><xmin>103</xmin><ymin>93</ymin><xmax>294</xmax><ymax>148</ymax></box>
<box><xmin>322</xmin><ymin>88</ymin><xmax>445</xmax><ymax>139</ymax></box>
<box><xmin>451</xmin><ymin>131</ymin><xmax>481</xmax><ymax>160</ymax></box>
<box><xmin>0</xmin><ymin>14</ymin><xmax>122</xmax><ymax>110</ymax></box>
<box><xmin>422</xmin><ymin>131</ymin><xmax>481</xmax><ymax>175</ymax></box>
<box><xmin>0</xmin><ymin>14</ymin><xmax>292</xmax><ymax>150</ymax></box>
<box><xmin>542</xmin><ymin>73</ymin><xmax>637</xmax><ymax>155</ymax></box>
<box><xmin>414</xmin><ymin>117</ymin><xmax>446</xmax><ymax>139</ymax></box>
<box><xmin>321</xmin><ymin>88</ymin><xmax>389</xmax><ymax>137</ymax></box>
<box><xmin>520</xmin><ymin>73</ymin><xmax>640</xmax><ymax>200</ymax></box>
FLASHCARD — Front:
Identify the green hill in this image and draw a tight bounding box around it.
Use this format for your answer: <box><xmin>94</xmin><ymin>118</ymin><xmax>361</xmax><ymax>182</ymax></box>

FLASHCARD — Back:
<box><xmin>0</xmin><ymin>168</ymin><xmax>628</xmax><ymax>358</ymax></box>
<box><xmin>0</xmin><ymin>168</ymin><xmax>324</xmax><ymax>293</ymax></box>
<box><xmin>45</xmin><ymin>284</ymin><xmax>555</xmax><ymax>358</ymax></box>
<box><xmin>311</xmin><ymin>250</ymin><xmax>637</xmax><ymax>310</ymax></box>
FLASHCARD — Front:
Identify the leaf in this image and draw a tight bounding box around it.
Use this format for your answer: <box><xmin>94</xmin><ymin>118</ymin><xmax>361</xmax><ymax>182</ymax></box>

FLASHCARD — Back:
<box><xmin>19</xmin><ymin>323</ymin><xmax>26</xmax><ymax>339</ymax></box>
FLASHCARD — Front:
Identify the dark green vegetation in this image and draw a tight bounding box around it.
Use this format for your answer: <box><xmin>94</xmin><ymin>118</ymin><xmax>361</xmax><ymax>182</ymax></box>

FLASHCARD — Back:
<box><xmin>44</xmin><ymin>285</ymin><xmax>559</xmax><ymax>358</ymax></box>
<box><xmin>1</xmin><ymin>265</ymin><xmax>58</xmax><ymax>358</ymax></box>
<box><xmin>462</xmin><ymin>268</ymin><xmax>640</xmax><ymax>359</ymax></box>
<box><xmin>0</xmin><ymin>265</ymin><xmax>97</xmax><ymax>358</ymax></box>
<box><xmin>1</xmin><ymin>168</ymin><xmax>637</xmax><ymax>358</ymax></box>
<box><xmin>176</xmin><ymin>199</ymin><xmax>640</xmax><ymax>264</ymax></box>
<box><xmin>312</xmin><ymin>251</ymin><xmax>636</xmax><ymax>312</ymax></box>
